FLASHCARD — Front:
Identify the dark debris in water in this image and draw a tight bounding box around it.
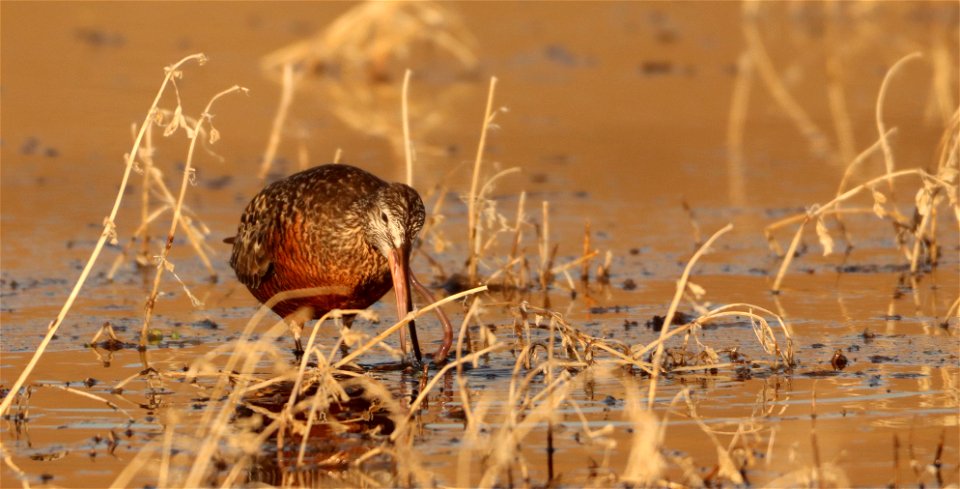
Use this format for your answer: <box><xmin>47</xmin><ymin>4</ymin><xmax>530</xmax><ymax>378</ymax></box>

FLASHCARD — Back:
<box><xmin>802</xmin><ymin>370</ymin><xmax>841</xmax><ymax>378</ymax></box>
<box><xmin>639</xmin><ymin>60</ymin><xmax>674</xmax><ymax>75</ymax></box>
<box><xmin>203</xmin><ymin>175</ymin><xmax>233</xmax><ymax>190</ymax></box>
<box><xmin>543</xmin><ymin>43</ymin><xmax>592</xmax><ymax>67</ymax></box>
<box><xmin>589</xmin><ymin>304</ymin><xmax>630</xmax><ymax>314</ymax></box>
<box><xmin>889</xmin><ymin>372</ymin><xmax>928</xmax><ymax>379</ymax></box>
<box><xmin>85</xmin><ymin>338</ymin><xmax>138</xmax><ymax>351</ymax></box>
<box><xmin>2</xmin><ymin>276</ymin><xmax>69</xmax><ymax>292</ymax></box>
<box><xmin>836</xmin><ymin>263</ymin><xmax>917</xmax><ymax>274</ymax></box>
<box><xmin>437</xmin><ymin>273</ymin><xmax>473</xmax><ymax>296</ymax></box>
<box><xmin>830</xmin><ymin>349</ymin><xmax>848</xmax><ymax>371</ymax></box>
<box><xmin>19</xmin><ymin>137</ymin><xmax>40</xmax><ymax>155</ymax></box>
<box><xmin>645</xmin><ymin>311</ymin><xmax>693</xmax><ymax>332</ymax></box>
<box><xmin>192</xmin><ymin>319</ymin><xmax>220</xmax><ymax>330</ymax></box>
<box><xmin>74</xmin><ymin>27</ymin><xmax>125</xmax><ymax>47</ymax></box>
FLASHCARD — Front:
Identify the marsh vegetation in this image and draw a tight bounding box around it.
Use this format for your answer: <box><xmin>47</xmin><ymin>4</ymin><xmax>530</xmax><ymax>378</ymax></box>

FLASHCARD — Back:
<box><xmin>1</xmin><ymin>2</ymin><xmax>957</xmax><ymax>487</ymax></box>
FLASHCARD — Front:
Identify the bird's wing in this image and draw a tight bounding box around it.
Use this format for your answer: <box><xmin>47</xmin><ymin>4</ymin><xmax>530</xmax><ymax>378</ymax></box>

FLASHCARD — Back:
<box><xmin>229</xmin><ymin>193</ymin><xmax>279</xmax><ymax>290</ymax></box>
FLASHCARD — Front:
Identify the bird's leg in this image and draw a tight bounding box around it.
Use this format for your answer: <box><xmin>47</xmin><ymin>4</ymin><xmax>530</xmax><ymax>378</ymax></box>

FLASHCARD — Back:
<box><xmin>338</xmin><ymin>314</ymin><xmax>355</xmax><ymax>359</ymax></box>
<box><xmin>410</xmin><ymin>272</ymin><xmax>453</xmax><ymax>364</ymax></box>
<box><xmin>395</xmin><ymin>309</ymin><xmax>424</xmax><ymax>367</ymax></box>
<box><xmin>289</xmin><ymin>319</ymin><xmax>304</xmax><ymax>355</ymax></box>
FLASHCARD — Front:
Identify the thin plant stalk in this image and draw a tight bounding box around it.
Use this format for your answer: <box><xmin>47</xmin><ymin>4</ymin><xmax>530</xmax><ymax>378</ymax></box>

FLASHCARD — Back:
<box><xmin>726</xmin><ymin>51</ymin><xmax>753</xmax><ymax>205</ymax></box>
<box><xmin>647</xmin><ymin>223</ymin><xmax>733</xmax><ymax>409</ymax></box>
<box><xmin>109</xmin><ymin>440</ymin><xmax>164</xmax><ymax>489</ymax></box>
<box><xmin>145</xmin><ymin>166</ymin><xmax>217</xmax><ymax>277</ymax></box>
<box><xmin>0</xmin><ymin>441</ymin><xmax>29</xmax><ymax>489</ymax></box>
<box><xmin>742</xmin><ymin>0</ymin><xmax>832</xmax><ymax>160</ymax></box>
<box><xmin>467</xmin><ymin>77</ymin><xmax>499</xmax><ymax>284</ymax></box>
<box><xmin>258</xmin><ymin>62</ymin><xmax>298</xmax><ymax>179</ymax></box>
<box><xmin>157</xmin><ymin>411</ymin><xmax>177</xmax><ymax>489</ymax></box>
<box><xmin>823</xmin><ymin>5</ymin><xmax>856</xmax><ymax>166</ymax></box>
<box><xmin>139</xmin><ymin>126</ymin><xmax>156</xmax><ymax>265</ymax></box>
<box><xmin>771</xmin><ymin>215</ymin><xmax>810</xmax><ymax>294</ymax></box>
<box><xmin>402</xmin><ymin>68</ymin><xmax>414</xmax><ymax>187</ymax></box>
<box><xmin>539</xmin><ymin>201</ymin><xmax>551</xmax><ymax>289</ymax></box>
<box><xmin>834</xmin><ymin>128</ymin><xmax>897</xmax><ymax>198</ymax></box>
<box><xmin>875</xmin><ymin>52</ymin><xmax>923</xmax><ymax>193</ymax></box>
<box><xmin>508</xmin><ymin>191</ymin><xmax>527</xmax><ymax>287</ymax></box>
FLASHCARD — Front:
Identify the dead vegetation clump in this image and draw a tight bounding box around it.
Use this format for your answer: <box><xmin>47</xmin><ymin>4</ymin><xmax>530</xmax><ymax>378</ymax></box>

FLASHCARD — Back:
<box><xmin>260</xmin><ymin>0</ymin><xmax>478</xmax><ymax>83</ymax></box>
<box><xmin>256</xmin><ymin>1</ymin><xmax>480</xmax><ymax>180</ymax></box>
<box><xmin>729</xmin><ymin>3</ymin><xmax>958</xmax><ymax>301</ymax></box>
<box><xmin>763</xmin><ymin>53</ymin><xmax>959</xmax><ymax>296</ymax></box>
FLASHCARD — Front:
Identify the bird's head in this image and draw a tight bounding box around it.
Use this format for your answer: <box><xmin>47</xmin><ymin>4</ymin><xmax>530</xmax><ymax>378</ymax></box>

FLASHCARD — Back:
<box><xmin>363</xmin><ymin>182</ymin><xmax>426</xmax><ymax>334</ymax></box>
<box><xmin>363</xmin><ymin>182</ymin><xmax>425</xmax><ymax>261</ymax></box>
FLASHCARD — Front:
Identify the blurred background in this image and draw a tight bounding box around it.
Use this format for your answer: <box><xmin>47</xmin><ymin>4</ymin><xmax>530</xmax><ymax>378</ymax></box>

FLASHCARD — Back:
<box><xmin>3</xmin><ymin>2</ymin><xmax>956</xmax><ymax>273</ymax></box>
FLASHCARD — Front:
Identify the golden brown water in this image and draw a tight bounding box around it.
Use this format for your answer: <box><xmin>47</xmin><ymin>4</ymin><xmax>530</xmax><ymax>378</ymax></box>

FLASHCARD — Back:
<box><xmin>2</xmin><ymin>2</ymin><xmax>958</xmax><ymax>487</ymax></box>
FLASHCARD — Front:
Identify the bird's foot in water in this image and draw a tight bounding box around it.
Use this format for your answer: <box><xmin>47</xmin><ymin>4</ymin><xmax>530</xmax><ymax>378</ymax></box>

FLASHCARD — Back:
<box><xmin>404</xmin><ymin>351</ymin><xmax>451</xmax><ymax>372</ymax></box>
<box><xmin>399</xmin><ymin>351</ymin><xmax>423</xmax><ymax>372</ymax></box>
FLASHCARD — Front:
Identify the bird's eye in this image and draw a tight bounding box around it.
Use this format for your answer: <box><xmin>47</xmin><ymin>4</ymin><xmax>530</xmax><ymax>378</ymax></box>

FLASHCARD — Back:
<box><xmin>380</xmin><ymin>211</ymin><xmax>389</xmax><ymax>224</ymax></box>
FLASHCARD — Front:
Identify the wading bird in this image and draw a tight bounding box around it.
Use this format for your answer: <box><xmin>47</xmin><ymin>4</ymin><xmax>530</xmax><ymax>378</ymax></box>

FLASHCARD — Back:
<box><xmin>227</xmin><ymin>164</ymin><xmax>452</xmax><ymax>364</ymax></box>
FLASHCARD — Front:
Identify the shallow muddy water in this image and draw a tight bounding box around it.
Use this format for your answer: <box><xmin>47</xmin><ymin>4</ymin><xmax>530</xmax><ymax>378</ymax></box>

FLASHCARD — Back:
<box><xmin>2</xmin><ymin>2</ymin><xmax>958</xmax><ymax>488</ymax></box>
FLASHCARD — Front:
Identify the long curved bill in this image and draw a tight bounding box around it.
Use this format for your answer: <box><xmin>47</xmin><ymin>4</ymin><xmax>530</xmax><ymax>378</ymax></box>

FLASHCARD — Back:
<box><xmin>387</xmin><ymin>246</ymin><xmax>422</xmax><ymax>363</ymax></box>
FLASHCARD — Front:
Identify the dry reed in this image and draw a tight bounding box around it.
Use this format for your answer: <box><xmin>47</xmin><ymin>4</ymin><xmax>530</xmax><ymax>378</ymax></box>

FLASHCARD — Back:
<box><xmin>402</xmin><ymin>68</ymin><xmax>414</xmax><ymax>187</ymax></box>
<box><xmin>257</xmin><ymin>62</ymin><xmax>301</xmax><ymax>179</ymax></box>
<box><xmin>466</xmin><ymin>76</ymin><xmax>500</xmax><ymax>285</ymax></box>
